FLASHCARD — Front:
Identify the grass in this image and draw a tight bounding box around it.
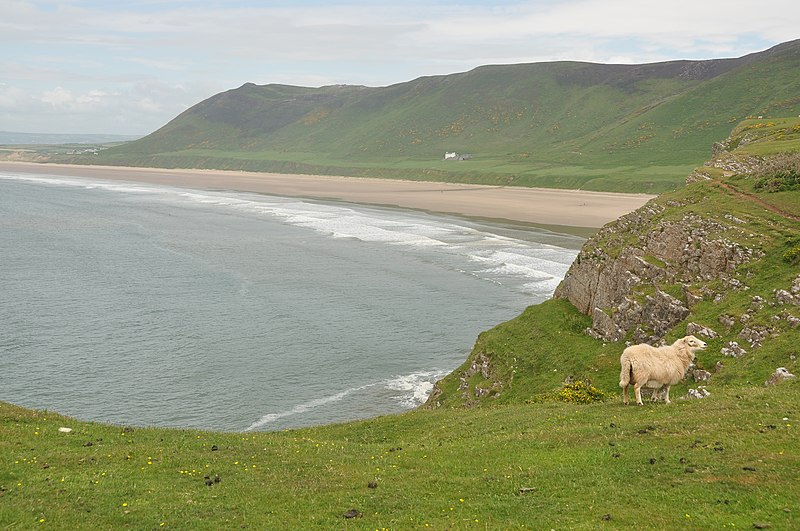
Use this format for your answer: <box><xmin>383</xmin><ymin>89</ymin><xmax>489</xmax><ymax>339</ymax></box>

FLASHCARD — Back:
<box><xmin>2</xmin><ymin>382</ymin><xmax>798</xmax><ymax>529</ymax></box>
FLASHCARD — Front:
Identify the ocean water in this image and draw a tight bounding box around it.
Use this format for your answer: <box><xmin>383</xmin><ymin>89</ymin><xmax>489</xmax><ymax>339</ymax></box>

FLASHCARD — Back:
<box><xmin>0</xmin><ymin>171</ymin><xmax>582</xmax><ymax>431</ymax></box>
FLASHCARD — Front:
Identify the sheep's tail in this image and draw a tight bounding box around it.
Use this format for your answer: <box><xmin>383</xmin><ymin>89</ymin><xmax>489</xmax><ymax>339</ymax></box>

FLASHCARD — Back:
<box><xmin>619</xmin><ymin>359</ymin><xmax>633</xmax><ymax>387</ymax></box>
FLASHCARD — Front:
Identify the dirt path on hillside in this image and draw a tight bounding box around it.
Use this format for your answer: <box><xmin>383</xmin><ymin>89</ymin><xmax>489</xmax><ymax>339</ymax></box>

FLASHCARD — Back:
<box><xmin>713</xmin><ymin>180</ymin><xmax>800</xmax><ymax>223</ymax></box>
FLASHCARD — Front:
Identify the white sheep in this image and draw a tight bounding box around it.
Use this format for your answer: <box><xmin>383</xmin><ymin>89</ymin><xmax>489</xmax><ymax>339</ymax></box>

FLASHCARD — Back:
<box><xmin>619</xmin><ymin>335</ymin><xmax>707</xmax><ymax>405</ymax></box>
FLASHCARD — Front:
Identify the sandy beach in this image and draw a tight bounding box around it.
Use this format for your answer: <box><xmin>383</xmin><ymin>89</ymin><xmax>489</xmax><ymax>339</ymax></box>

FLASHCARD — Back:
<box><xmin>0</xmin><ymin>161</ymin><xmax>655</xmax><ymax>232</ymax></box>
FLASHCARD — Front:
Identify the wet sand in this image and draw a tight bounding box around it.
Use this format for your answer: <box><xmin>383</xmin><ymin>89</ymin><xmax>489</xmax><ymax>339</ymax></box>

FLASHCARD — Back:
<box><xmin>0</xmin><ymin>161</ymin><xmax>655</xmax><ymax>232</ymax></box>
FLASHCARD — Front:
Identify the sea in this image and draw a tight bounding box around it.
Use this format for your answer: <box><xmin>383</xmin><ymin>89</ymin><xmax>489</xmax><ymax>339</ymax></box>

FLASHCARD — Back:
<box><xmin>0</xmin><ymin>170</ymin><xmax>582</xmax><ymax>432</ymax></box>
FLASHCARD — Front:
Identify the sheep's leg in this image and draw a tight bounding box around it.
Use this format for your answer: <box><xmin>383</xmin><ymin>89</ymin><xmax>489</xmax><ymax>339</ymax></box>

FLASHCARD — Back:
<box><xmin>622</xmin><ymin>385</ymin><xmax>629</xmax><ymax>405</ymax></box>
<box><xmin>634</xmin><ymin>383</ymin><xmax>644</xmax><ymax>405</ymax></box>
<box><xmin>650</xmin><ymin>387</ymin><xmax>661</xmax><ymax>402</ymax></box>
<box><xmin>663</xmin><ymin>385</ymin><xmax>672</xmax><ymax>404</ymax></box>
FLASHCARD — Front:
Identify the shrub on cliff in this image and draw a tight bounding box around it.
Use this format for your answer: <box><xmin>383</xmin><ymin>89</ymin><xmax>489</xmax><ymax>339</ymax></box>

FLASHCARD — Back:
<box><xmin>753</xmin><ymin>152</ymin><xmax>800</xmax><ymax>192</ymax></box>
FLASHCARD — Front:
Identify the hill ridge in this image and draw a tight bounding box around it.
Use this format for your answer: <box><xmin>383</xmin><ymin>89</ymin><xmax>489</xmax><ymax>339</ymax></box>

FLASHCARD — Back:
<box><xmin>81</xmin><ymin>39</ymin><xmax>800</xmax><ymax>194</ymax></box>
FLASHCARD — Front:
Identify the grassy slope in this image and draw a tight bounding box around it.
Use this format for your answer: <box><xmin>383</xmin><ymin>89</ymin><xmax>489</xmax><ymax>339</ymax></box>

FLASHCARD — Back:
<box><xmin>85</xmin><ymin>41</ymin><xmax>800</xmax><ymax>194</ymax></box>
<box><xmin>431</xmin><ymin>119</ymin><xmax>800</xmax><ymax>409</ymax></box>
<box><xmin>2</xmin><ymin>121</ymin><xmax>799</xmax><ymax>529</ymax></box>
<box><xmin>2</xmin><ymin>385</ymin><xmax>797</xmax><ymax>529</ymax></box>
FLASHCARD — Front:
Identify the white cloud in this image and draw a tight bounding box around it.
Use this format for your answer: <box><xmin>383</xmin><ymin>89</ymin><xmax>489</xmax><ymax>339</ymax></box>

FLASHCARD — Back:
<box><xmin>0</xmin><ymin>83</ymin><xmax>30</xmax><ymax>110</ymax></box>
<box><xmin>136</xmin><ymin>97</ymin><xmax>160</xmax><ymax>113</ymax></box>
<box><xmin>2</xmin><ymin>0</ymin><xmax>797</xmax><ymax>134</ymax></box>
<box><xmin>41</xmin><ymin>86</ymin><xmax>75</xmax><ymax>108</ymax></box>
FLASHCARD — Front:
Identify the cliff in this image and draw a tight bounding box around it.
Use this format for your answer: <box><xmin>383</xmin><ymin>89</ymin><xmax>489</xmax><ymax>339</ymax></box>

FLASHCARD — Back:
<box><xmin>552</xmin><ymin>196</ymin><xmax>762</xmax><ymax>344</ymax></box>
<box><xmin>427</xmin><ymin>117</ymin><xmax>800</xmax><ymax>408</ymax></box>
<box><xmin>555</xmin><ymin>116</ymin><xmax>800</xmax><ymax>344</ymax></box>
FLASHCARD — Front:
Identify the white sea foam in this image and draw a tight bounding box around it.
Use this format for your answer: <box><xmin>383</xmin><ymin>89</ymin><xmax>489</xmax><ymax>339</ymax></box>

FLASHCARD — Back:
<box><xmin>384</xmin><ymin>369</ymin><xmax>451</xmax><ymax>408</ymax></box>
<box><xmin>2</xmin><ymin>171</ymin><xmax>579</xmax><ymax>296</ymax></box>
<box><xmin>244</xmin><ymin>385</ymin><xmax>370</xmax><ymax>431</ymax></box>
<box><xmin>244</xmin><ymin>369</ymin><xmax>450</xmax><ymax>431</ymax></box>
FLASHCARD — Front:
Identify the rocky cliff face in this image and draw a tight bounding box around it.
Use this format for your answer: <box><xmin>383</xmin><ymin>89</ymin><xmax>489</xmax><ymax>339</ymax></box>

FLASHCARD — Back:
<box><xmin>554</xmin><ymin>192</ymin><xmax>763</xmax><ymax>344</ymax></box>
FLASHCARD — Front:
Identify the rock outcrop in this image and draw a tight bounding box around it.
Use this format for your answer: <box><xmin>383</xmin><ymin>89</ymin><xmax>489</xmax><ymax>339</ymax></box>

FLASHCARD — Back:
<box><xmin>765</xmin><ymin>367</ymin><xmax>796</xmax><ymax>386</ymax></box>
<box><xmin>554</xmin><ymin>203</ymin><xmax>761</xmax><ymax>343</ymax></box>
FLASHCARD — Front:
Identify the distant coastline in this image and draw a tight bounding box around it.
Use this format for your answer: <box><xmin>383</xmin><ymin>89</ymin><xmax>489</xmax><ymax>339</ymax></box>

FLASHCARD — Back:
<box><xmin>0</xmin><ymin>161</ymin><xmax>654</xmax><ymax>234</ymax></box>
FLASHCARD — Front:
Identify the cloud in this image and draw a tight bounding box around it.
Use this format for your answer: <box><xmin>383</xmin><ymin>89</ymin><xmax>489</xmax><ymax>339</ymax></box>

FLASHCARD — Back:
<box><xmin>0</xmin><ymin>83</ymin><xmax>30</xmax><ymax>110</ymax></box>
<box><xmin>2</xmin><ymin>0</ymin><xmax>797</xmax><ymax>134</ymax></box>
<box><xmin>0</xmin><ymin>80</ymin><xmax>192</xmax><ymax>134</ymax></box>
<box><xmin>41</xmin><ymin>86</ymin><xmax>76</xmax><ymax>108</ymax></box>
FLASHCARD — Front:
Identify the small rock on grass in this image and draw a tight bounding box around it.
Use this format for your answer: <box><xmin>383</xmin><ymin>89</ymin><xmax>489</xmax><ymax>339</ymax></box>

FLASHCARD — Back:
<box><xmin>343</xmin><ymin>509</ymin><xmax>362</xmax><ymax>519</ymax></box>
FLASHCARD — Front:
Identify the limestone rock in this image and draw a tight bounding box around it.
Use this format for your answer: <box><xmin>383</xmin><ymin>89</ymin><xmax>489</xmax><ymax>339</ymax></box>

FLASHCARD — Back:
<box><xmin>468</xmin><ymin>353</ymin><xmax>492</xmax><ymax>379</ymax></box>
<box><xmin>739</xmin><ymin>326</ymin><xmax>773</xmax><ymax>348</ymax></box>
<box><xmin>687</xmin><ymin>322</ymin><xmax>719</xmax><ymax>339</ymax></box>
<box><xmin>765</xmin><ymin>367</ymin><xmax>796</xmax><ymax>386</ymax></box>
<box><xmin>719</xmin><ymin>315</ymin><xmax>736</xmax><ymax>330</ymax></box>
<box><xmin>684</xmin><ymin>286</ymin><xmax>704</xmax><ymax>308</ymax></box>
<box><xmin>555</xmin><ymin>205</ymin><xmax>759</xmax><ymax>342</ymax></box>
<box><xmin>721</xmin><ymin>341</ymin><xmax>747</xmax><ymax>358</ymax></box>
<box><xmin>686</xmin><ymin>170</ymin><xmax>713</xmax><ymax>184</ymax></box>
<box><xmin>692</xmin><ymin>369</ymin><xmax>712</xmax><ymax>383</ymax></box>
<box><xmin>775</xmin><ymin>289</ymin><xmax>797</xmax><ymax>305</ymax></box>
<box><xmin>687</xmin><ymin>386</ymin><xmax>710</xmax><ymax>399</ymax></box>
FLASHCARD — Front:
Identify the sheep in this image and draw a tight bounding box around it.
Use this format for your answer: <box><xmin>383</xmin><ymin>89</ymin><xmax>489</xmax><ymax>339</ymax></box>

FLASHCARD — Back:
<box><xmin>619</xmin><ymin>335</ymin><xmax>707</xmax><ymax>405</ymax></box>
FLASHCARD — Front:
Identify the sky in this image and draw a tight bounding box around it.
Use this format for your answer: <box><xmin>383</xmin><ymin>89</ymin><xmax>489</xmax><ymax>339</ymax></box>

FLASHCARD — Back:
<box><xmin>2</xmin><ymin>1</ymin><xmax>798</xmax><ymax>136</ymax></box>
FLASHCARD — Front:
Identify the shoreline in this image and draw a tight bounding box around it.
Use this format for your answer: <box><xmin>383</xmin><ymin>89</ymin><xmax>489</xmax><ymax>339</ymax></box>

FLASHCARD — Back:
<box><xmin>0</xmin><ymin>161</ymin><xmax>655</xmax><ymax>233</ymax></box>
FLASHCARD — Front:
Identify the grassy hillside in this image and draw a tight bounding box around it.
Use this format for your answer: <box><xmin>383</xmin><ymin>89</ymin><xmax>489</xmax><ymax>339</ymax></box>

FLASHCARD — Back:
<box><xmin>2</xmin><ymin>384</ymin><xmax>798</xmax><ymax>529</ymax></box>
<box><xmin>2</xmin><ymin>120</ymin><xmax>799</xmax><ymax>529</ymax></box>
<box><xmin>431</xmin><ymin>118</ymin><xmax>800</xmax><ymax>409</ymax></box>
<box><xmin>80</xmin><ymin>40</ymin><xmax>800</xmax><ymax>194</ymax></box>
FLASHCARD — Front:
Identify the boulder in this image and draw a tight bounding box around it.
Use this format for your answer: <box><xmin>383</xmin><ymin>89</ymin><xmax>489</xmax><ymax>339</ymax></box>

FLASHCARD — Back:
<box><xmin>687</xmin><ymin>387</ymin><xmax>710</xmax><ymax>399</ymax></box>
<box><xmin>687</xmin><ymin>322</ymin><xmax>719</xmax><ymax>339</ymax></box>
<box><xmin>765</xmin><ymin>367</ymin><xmax>796</xmax><ymax>386</ymax></box>
<box><xmin>692</xmin><ymin>369</ymin><xmax>712</xmax><ymax>383</ymax></box>
<box><xmin>721</xmin><ymin>341</ymin><xmax>747</xmax><ymax>358</ymax></box>
<box><xmin>775</xmin><ymin>289</ymin><xmax>796</xmax><ymax>305</ymax></box>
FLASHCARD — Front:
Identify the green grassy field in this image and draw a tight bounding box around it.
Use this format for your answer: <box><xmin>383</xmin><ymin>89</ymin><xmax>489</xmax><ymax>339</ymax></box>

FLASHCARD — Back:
<box><xmin>2</xmin><ymin>119</ymin><xmax>799</xmax><ymax>529</ymax></box>
<box><xmin>2</xmin><ymin>383</ymin><xmax>797</xmax><ymax>529</ymax></box>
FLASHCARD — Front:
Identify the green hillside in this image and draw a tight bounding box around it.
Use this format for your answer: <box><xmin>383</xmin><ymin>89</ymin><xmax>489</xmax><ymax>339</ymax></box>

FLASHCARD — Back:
<box><xmin>2</xmin><ymin>119</ymin><xmax>799</xmax><ymax>529</ymax></box>
<box><xmin>430</xmin><ymin>117</ymin><xmax>800</xmax><ymax>409</ymax></box>
<box><xmin>90</xmin><ymin>40</ymin><xmax>800</xmax><ymax>193</ymax></box>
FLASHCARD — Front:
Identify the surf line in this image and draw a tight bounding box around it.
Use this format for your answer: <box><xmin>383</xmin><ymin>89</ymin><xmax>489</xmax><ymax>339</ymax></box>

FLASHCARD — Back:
<box><xmin>243</xmin><ymin>370</ymin><xmax>448</xmax><ymax>431</ymax></box>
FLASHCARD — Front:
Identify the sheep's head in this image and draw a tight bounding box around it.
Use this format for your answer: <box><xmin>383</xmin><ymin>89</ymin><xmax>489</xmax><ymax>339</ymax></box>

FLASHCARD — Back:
<box><xmin>683</xmin><ymin>335</ymin><xmax>707</xmax><ymax>359</ymax></box>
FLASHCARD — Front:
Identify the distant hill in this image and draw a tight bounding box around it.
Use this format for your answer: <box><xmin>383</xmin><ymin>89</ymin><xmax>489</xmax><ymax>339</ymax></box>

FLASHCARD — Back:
<box><xmin>94</xmin><ymin>40</ymin><xmax>800</xmax><ymax>193</ymax></box>
<box><xmin>0</xmin><ymin>131</ymin><xmax>140</xmax><ymax>145</ymax></box>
